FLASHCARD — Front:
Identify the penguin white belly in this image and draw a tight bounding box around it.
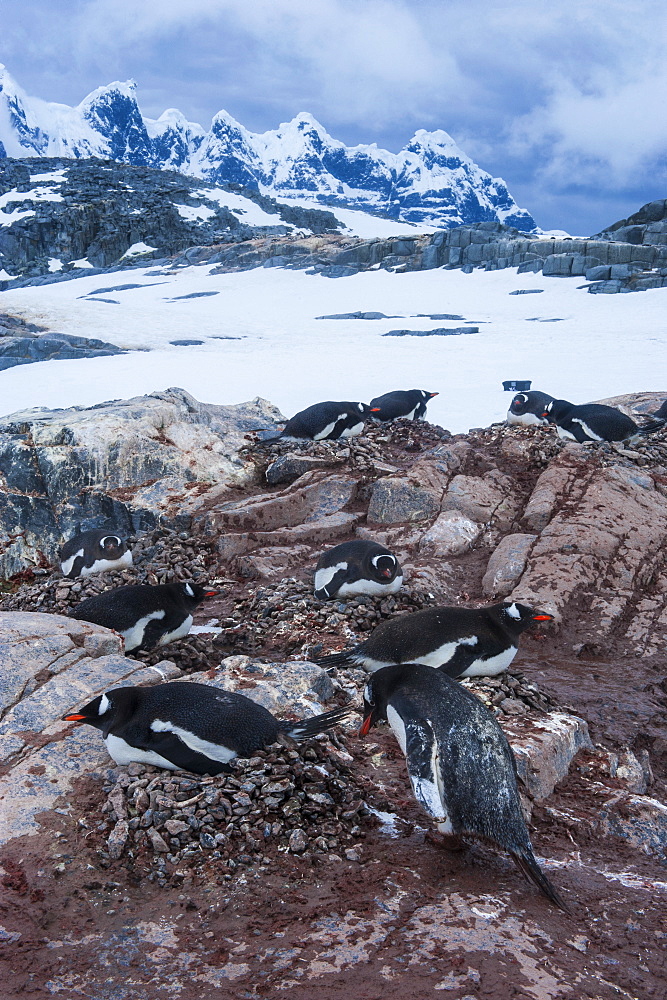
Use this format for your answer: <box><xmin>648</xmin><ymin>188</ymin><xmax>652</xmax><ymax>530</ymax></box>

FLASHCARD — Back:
<box><xmin>337</xmin><ymin>574</ymin><xmax>403</xmax><ymax>598</ymax></box>
<box><xmin>507</xmin><ymin>411</ymin><xmax>543</xmax><ymax>427</ymax></box>
<box><xmin>556</xmin><ymin>425</ymin><xmax>578</xmax><ymax>442</ymax></box>
<box><xmin>460</xmin><ymin>644</ymin><xmax>517</xmax><ymax>677</ymax></box>
<box><xmin>150</xmin><ymin>719</ymin><xmax>237</xmax><ymax>764</ymax></box>
<box><xmin>359</xmin><ymin>655</ymin><xmax>399</xmax><ymax>672</ymax></box>
<box><xmin>158</xmin><ymin>614</ymin><xmax>193</xmax><ymax>646</ymax></box>
<box><xmin>60</xmin><ymin>549</ymin><xmax>84</xmax><ymax>577</ymax></box>
<box><xmin>80</xmin><ymin>550</ymin><xmax>133</xmax><ymax>577</ymax></box>
<box><xmin>121</xmin><ymin>610</ymin><xmax>165</xmax><ymax>652</ymax></box>
<box><xmin>105</xmin><ymin>733</ymin><xmax>177</xmax><ymax>769</ymax></box>
<box><xmin>314</xmin><ymin>562</ymin><xmax>347</xmax><ymax>595</ymax></box>
<box><xmin>313</xmin><ymin>419</ymin><xmax>340</xmax><ymax>441</ymax></box>
<box><xmin>340</xmin><ymin>420</ymin><xmax>364</xmax><ymax>438</ymax></box>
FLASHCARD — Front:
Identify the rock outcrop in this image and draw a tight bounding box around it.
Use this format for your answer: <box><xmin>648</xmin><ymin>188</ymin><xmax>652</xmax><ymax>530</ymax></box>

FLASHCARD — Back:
<box><xmin>0</xmin><ymin>388</ymin><xmax>283</xmax><ymax>577</ymax></box>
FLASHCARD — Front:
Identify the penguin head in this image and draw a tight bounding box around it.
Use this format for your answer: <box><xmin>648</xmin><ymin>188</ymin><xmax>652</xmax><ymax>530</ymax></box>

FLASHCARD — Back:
<box><xmin>177</xmin><ymin>582</ymin><xmax>219</xmax><ymax>606</ymax></box>
<box><xmin>99</xmin><ymin>534</ymin><xmax>126</xmax><ymax>557</ymax></box>
<box><xmin>510</xmin><ymin>392</ymin><xmax>530</xmax><ymax>414</ymax></box>
<box><xmin>62</xmin><ymin>687</ymin><xmax>138</xmax><ymax>735</ymax></box>
<box><xmin>358</xmin><ymin>403</ymin><xmax>382</xmax><ymax>416</ymax></box>
<box><xmin>542</xmin><ymin>399</ymin><xmax>573</xmax><ymax>422</ymax></box>
<box><xmin>359</xmin><ymin>664</ymin><xmax>414</xmax><ymax>735</ymax></box>
<box><xmin>371</xmin><ymin>552</ymin><xmax>398</xmax><ymax>581</ymax></box>
<box><xmin>422</xmin><ymin>390</ymin><xmax>439</xmax><ymax>401</ymax></box>
<box><xmin>491</xmin><ymin>602</ymin><xmax>554</xmax><ymax>633</ymax></box>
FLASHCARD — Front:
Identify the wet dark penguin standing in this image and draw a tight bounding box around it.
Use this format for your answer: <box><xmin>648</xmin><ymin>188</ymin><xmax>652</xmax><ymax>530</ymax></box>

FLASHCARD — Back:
<box><xmin>63</xmin><ymin>682</ymin><xmax>351</xmax><ymax>775</ymax></box>
<box><xmin>543</xmin><ymin>398</ymin><xmax>665</xmax><ymax>443</ymax></box>
<box><xmin>272</xmin><ymin>401</ymin><xmax>380</xmax><ymax>441</ymax></box>
<box><xmin>69</xmin><ymin>582</ymin><xmax>218</xmax><ymax>653</ymax></box>
<box><xmin>369</xmin><ymin>389</ymin><xmax>439</xmax><ymax>421</ymax></box>
<box><xmin>506</xmin><ymin>390</ymin><xmax>555</xmax><ymax>427</ymax></box>
<box><xmin>59</xmin><ymin>529</ymin><xmax>132</xmax><ymax>579</ymax></box>
<box><xmin>314</xmin><ymin>540</ymin><xmax>403</xmax><ymax>601</ymax></box>
<box><xmin>317</xmin><ymin>601</ymin><xmax>553</xmax><ymax>677</ymax></box>
<box><xmin>359</xmin><ymin>664</ymin><xmax>567</xmax><ymax>909</ymax></box>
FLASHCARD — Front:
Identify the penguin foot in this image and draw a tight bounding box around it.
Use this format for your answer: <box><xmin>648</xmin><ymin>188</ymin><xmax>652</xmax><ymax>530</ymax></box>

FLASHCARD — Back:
<box><xmin>426</xmin><ymin>830</ymin><xmax>465</xmax><ymax>852</ymax></box>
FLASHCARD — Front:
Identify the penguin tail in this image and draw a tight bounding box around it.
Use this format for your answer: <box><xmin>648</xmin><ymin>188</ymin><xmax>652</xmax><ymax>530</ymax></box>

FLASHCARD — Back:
<box><xmin>638</xmin><ymin>418</ymin><xmax>666</xmax><ymax>436</ymax></box>
<box><xmin>510</xmin><ymin>849</ymin><xmax>570</xmax><ymax>913</ymax></box>
<box><xmin>314</xmin><ymin>652</ymin><xmax>355</xmax><ymax>672</ymax></box>
<box><xmin>281</xmin><ymin>706</ymin><xmax>353</xmax><ymax>741</ymax></box>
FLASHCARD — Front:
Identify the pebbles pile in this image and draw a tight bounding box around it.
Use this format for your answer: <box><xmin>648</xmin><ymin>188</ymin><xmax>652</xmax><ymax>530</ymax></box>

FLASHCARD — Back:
<box><xmin>95</xmin><ymin>734</ymin><xmax>376</xmax><ymax>882</ymax></box>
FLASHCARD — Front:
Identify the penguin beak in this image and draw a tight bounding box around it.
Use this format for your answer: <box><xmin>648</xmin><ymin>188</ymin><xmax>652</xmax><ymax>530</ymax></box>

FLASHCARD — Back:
<box><xmin>380</xmin><ymin>568</ymin><xmax>393</xmax><ymax>578</ymax></box>
<box><xmin>63</xmin><ymin>713</ymin><xmax>87</xmax><ymax>722</ymax></box>
<box><xmin>359</xmin><ymin>713</ymin><xmax>374</xmax><ymax>737</ymax></box>
<box><xmin>203</xmin><ymin>590</ymin><xmax>219</xmax><ymax>599</ymax></box>
<box><xmin>532</xmin><ymin>613</ymin><xmax>553</xmax><ymax>622</ymax></box>
<box><xmin>429</xmin><ymin>392</ymin><xmax>439</xmax><ymax>398</ymax></box>
<box><xmin>370</xmin><ymin>407</ymin><xmax>381</xmax><ymax>413</ymax></box>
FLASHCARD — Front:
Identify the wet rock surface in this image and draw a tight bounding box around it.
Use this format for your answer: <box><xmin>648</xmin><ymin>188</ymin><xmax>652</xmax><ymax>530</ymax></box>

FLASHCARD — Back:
<box><xmin>1</xmin><ymin>393</ymin><xmax>667</xmax><ymax>997</ymax></box>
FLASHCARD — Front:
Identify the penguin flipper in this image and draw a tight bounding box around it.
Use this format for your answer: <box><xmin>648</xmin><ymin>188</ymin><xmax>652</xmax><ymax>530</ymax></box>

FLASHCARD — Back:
<box><xmin>402</xmin><ymin>716</ymin><xmax>448</xmax><ymax>824</ymax></box>
<box><xmin>136</xmin><ymin>618</ymin><xmax>171</xmax><ymax>652</ymax></box>
<box><xmin>144</xmin><ymin>731</ymin><xmax>234</xmax><ymax>776</ymax></box>
<box><xmin>314</xmin><ymin>568</ymin><xmax>350</xmax><ymax>601</ymax></box>
<box><xmin>438</xmin><ymin>645</ymin><xmax>480</xmax><ymax>678</ymax></box>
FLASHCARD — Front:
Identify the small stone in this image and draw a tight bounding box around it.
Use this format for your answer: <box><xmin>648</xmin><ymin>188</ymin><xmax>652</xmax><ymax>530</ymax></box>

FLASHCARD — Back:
<box><xmin>106</xmin><ymin>820</ymin><xmax>129</xmax><ymax>860</ymax></box>
<box><xmin>344</xmin><ymin>848</ymin><xmax>361</xmax><ymax>862</ymax></box>
<box><xmin>288</xmin><ymin>829</ymin><xmax>308</xmax><ymax>853</ymax></box>
<box><xmin>148</xmin><ymin>829</ymin><xmax>170</xmax><ymax>853</ymax></box>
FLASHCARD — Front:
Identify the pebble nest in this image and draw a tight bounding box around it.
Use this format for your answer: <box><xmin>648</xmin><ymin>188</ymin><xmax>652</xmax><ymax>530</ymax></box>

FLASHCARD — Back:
<box><xmin>92</xmin><ymin>733</ymin><xmax>381</xmax><ymax>885</ymax></box>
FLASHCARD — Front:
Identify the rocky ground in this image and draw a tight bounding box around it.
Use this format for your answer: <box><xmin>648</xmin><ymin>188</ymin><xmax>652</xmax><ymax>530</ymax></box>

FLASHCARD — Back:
<box><xmin>1</xmin><ymin>398</ymin><xmax>667</xmax><ymax>998</ymax></box>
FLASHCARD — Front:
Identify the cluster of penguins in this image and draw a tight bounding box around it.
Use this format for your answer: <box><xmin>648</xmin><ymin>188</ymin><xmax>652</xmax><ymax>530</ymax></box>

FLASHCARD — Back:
<box><xmin>55</xmin><ymin>384</ymin><xmax>608</xmax><ymax>910</ymax></box>
<box><xmin>508</xmin><ymin>389</ymin><xmax>666</xmax><ymax>443</ymax></box>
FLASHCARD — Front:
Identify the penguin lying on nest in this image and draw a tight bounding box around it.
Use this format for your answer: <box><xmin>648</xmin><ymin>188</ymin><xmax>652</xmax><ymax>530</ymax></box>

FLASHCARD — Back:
<box><xmin>359</xmin><ymin>664</ymin><xmax>569</xmax><ymax>910</ymax></box>
<box><xmin>317</xmin><ymin>601</ymin><xmax>553</xmax><ymax>677</ymax></box>
<box><xmin>369</xmin><ymin>389</ymin><xmax>438</xmax><ymax>421</ymax></box>
<box><xmin>506</xmin><ymin>390</ymin><xmax>555</xmax><ymax>427</ymax></box>
<box><xmin>314</xmin><ymin>540</ymin><xmax>403</xmax><ymax>601</ymax></box>
<box><xmin>543</xmin><ymin>399</ymin><xmax>665</xmax><ymax>443</ymax></box>
<box><xmin>69</xmin><ymin>582</ymin><xmax>218</xmax><ymax>653</ymax></box>
<box><xmin>259</xmin><ymin>401</ymin><xmax>381</xmax><ymax>442</ymax></box>
<box><xmin>63</xmin><ymin>682</ymin><xmax>352</xmax><ymax>775</ymax></box>
<box><xmin>59</xmin><ymin>529</ymin><xmax>132</xmax><ymax>579</ymax></box>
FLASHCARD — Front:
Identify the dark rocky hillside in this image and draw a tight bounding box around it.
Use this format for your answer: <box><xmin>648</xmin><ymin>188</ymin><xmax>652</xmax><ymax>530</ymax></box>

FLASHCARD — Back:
<box><xmin>0</xmin><ymin>157</ymin><xmax>341</xmax><ymax>280</ymax></box>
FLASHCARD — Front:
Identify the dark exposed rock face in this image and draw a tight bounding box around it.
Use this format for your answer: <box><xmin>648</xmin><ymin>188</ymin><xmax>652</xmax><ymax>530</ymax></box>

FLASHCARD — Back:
<box><xmin>0</xmin><ymin>309</ymin><xmax>124</xmax><ymax>369</ymax></box>
<box><xmin>594</xmin><ymin>198</ymin><xmax>667</xmax><ymax>247</ymax></box>
<box><xmin>0</xmin><ymin>157</ymin><xmax>341</xmax><ymax>281</ymax></box>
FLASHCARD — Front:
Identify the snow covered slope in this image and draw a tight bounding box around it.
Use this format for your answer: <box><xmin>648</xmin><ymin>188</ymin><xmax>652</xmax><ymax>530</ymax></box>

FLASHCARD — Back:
<box><xmin>0</xmin><ymin>260</ymin><xmax>664</xmax><ymax>433</ymax></box>
<box><xmin>0</xmin><ymin>65</ymin><xmax>536</xmax><ymax>231</ymax></box>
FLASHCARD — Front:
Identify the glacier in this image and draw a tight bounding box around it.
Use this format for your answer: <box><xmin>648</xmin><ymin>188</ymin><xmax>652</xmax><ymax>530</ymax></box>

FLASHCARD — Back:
<box><xmin>0</xmin><ymin>65</ymin><xmax>536</xmax><ymax>231</ymax></box>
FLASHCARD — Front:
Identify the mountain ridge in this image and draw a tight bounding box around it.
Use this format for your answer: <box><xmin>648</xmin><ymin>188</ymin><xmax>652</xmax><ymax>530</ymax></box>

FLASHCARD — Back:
<box><xmin>0</xmin><ymin>65</ymin><xmax>536</xmax><ymax>231</ymax></box>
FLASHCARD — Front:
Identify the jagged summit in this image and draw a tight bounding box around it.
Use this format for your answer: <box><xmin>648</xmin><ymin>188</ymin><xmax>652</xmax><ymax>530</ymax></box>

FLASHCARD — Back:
<box><xmin>0</xmin><ymin>65</ymin><xmax>536</xmax><ymax>230</ymax></box>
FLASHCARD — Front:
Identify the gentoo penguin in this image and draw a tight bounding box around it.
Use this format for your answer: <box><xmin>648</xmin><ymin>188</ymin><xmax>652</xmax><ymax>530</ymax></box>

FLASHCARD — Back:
<box><xmin>269</xmin><ymin>401</ymin><xmax>381</xmax><ymax>441</ymax></box>
<box><xmin>369</xmin><ymin>389</ymin><xmax>439</xmax><ymax>422</ymax></box>
<box><xmin>63</xmin><ymin>681</ymin><xmax>351</xmax><ymax>775</ymax></box>
<box><xmin>359</xmin><ymin>664</ymin><xmax>567</xmax><ymax>909</ymax></box>
<box><xmin>69</xmin><ymin>582</ymin><xmax>218</xmax><ymax>653</ymax></box>
<box><xmin>543</xmin><ymin>399</ymin><xmax>665</xmax><ymax>443</ymax></box>
<box><xmin>506</xmin><ymin>390</ymin><xmax>555</xmax><ymax>427</ymax></box>
<box><xmin>314</xmin><ymin>540</ymin><xmax>403</xmax><ymax>601</ymax></box>
<box><xmin>59</xmin><ymin>529</ymin><xmax>132</xmax><ymax>579</ymax></box>
<box><xmin>317</xmin><ymin>601</ymin><xmax>553</xmax><ymax>677</ymax></box>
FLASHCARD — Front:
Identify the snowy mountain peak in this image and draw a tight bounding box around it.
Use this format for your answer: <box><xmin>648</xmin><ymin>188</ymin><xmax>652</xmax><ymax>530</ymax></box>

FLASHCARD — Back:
<box><xmin>0</xmin><ymin>67</ymin><xmax>537</xmax><ymax>230</ymax></box>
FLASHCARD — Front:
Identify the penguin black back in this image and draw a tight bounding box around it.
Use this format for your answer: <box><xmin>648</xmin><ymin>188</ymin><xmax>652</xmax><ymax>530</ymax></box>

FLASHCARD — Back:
<box><xmin>63</xmin><ymin>682</ymin><xmax>351</xmax><ymax>775</ymax></box>
<box><xmin>369</xmin><ymin>389</ymin><xmax>438</xmax><ymax>421</ymax></box>
<box><xmin>69</xmin><ymin>581</ymin><xmax>218</xmax><ymax>652</ymax></box>
<box><xmin>360</xmin><ymin>664</ymin><xmax>568</xmax><ymax>910</ymax></box>
<box><xmin>59</xmin><ymin>528</ymin><xmax>132</xmax><ymax>579</ymax></box>
<box><xmin>506</xmin><ymin>390</ymin><xmax>555</xmax><ymax>427</ymax></box>
<box><xmin>314</xmin><ymin>539</ymin><xmax>403</xmax><ymax>600</ymax></box>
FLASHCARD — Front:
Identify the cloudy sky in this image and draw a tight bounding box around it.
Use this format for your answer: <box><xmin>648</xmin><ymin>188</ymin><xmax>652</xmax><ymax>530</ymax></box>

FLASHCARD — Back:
<box><xmin>3</xmin><ymin>0</ymin><xmax>666</xmax><ymax>233</ymax></box>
